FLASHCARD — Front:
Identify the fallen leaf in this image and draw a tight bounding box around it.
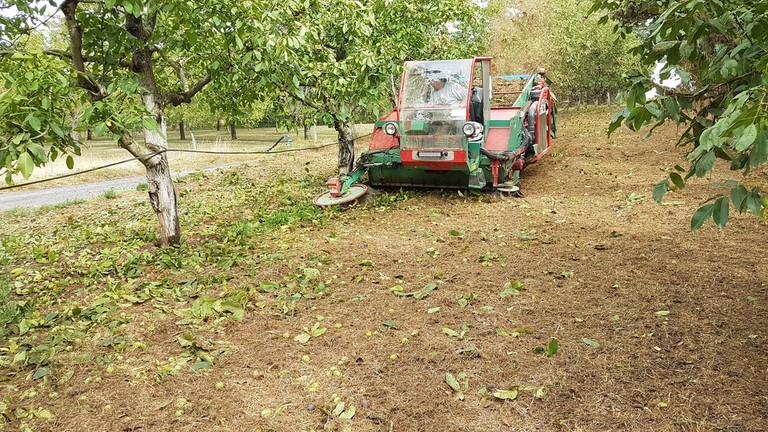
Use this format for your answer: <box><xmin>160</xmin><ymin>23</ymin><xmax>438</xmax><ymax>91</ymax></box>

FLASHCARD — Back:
<box><xmin>492</xmin><ymin>389</ymin><xmax>518</xmax><ymax>400</ymax></box>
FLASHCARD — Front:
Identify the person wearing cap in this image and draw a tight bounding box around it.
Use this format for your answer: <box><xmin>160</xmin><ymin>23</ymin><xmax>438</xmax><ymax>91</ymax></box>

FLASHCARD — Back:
<box><xmin>427</xmin><ymin>74</ymin><xmax>467</xmax><ymax>106</ymax></box>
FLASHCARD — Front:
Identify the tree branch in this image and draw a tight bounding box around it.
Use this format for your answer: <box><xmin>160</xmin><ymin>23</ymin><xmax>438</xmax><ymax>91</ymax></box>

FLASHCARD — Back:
<box><xmin>42</xmin><ymin>48</ymin><xmax>132</xmax><ymax>68</ymax></box>
<box><xmin>61</xmin><ymin>0</ymin><xmax>109</xmax><ymax>101</ymax></box>
<box><xmin>166</xmin><ymin>74</ymin><xmax>213</xmax><ymax>106</ymax></box>
<box><xmin>653</xmin><ymin>71</ymin><xmax>758</xmax><ymax>100</ymax></box>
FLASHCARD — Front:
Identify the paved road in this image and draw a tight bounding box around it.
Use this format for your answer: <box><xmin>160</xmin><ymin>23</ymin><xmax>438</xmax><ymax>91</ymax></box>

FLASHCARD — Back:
<box><xmin>0</xmin><ymin>165</ymin><xmax>228</xmax><ymax>211</ymax></box>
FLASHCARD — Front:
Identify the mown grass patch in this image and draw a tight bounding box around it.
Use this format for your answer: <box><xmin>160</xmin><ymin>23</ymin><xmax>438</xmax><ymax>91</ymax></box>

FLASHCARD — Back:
<box><xmin>0</xmin><ymin>165</ymin><xmax>410</xmax><ymax>392</ymax></box>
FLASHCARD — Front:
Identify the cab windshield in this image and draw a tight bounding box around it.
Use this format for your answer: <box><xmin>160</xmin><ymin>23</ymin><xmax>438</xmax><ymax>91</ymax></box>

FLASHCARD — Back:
<box><xmin>399</xmin><ymin>59</ymin><xmax>473</xmax><ymax>150</ymax></box>
<box><xmin>401</xmin><ymin>59</ymin><xmax>472</xmax><ymax>108</ymax></box>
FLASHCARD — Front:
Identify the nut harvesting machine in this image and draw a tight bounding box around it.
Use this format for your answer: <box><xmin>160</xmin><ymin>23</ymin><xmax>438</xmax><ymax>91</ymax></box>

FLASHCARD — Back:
<box><xmin>313</xmin><ymin>57</ymin><xmax>557</xmax><ymax>206</ymax></box>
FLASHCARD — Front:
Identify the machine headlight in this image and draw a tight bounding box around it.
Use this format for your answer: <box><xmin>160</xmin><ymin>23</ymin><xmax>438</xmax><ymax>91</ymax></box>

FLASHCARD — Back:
<box><xmin>383</xmin><ymin>122</ymin><xmax>399</xmax><ymax>136</ymax></box>
<box><xmin>462</xmin><ymin>122</ymin><xmax>482</xmax><ymax>137</ymax></box>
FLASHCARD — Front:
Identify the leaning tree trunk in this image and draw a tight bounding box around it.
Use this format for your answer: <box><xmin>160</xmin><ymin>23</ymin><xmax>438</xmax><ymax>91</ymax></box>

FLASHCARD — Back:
<box><xmin>179</xmin><ymin>120</ymin><xmax>186</xmax><ymax>140</ymax></box>
<box><xmin>118</xmin><ymin>93</ymin><xmax>181</xmax><ymax>247</ymax></box>
<box><xmin>143</xmin><ymin>110</ymin><xmax>180</xmax><ymax>246</ymax></box>
<box><xmin>333</xmin><ymin>118</ymin><xmax>354</xmax><ymax>175</ymax></box>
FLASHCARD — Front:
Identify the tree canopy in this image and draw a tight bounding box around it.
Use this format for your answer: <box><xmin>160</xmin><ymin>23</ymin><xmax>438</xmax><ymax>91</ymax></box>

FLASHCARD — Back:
<box><xmin>591</xmin><ymin>0</ymin><xmax>768</xmax><ymax>228</ymax></box>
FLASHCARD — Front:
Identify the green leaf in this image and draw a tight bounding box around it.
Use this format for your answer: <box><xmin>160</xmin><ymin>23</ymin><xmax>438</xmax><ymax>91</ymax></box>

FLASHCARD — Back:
<box><xmin>441</xmin><ymin>327</ymin><xmax>460</xmax><ymax>338</ymax></box>
<box><xmin>382</xmin><ymin>320</ymin><xmax>398</xmax><ymax>329</ymax></box>
<box><xmin>51</xmin><ymin>124</ymin><xmax>65</xmax><ymax>138</ymax></box>
<box><xmin>492</xmin><ymin>389</ymin><xmax>518</xmax><ymax>400</ymax></box>
<box><xmin>731</xmin><ymin>185</ymin><xmax>749</xmax><ymax>211</ymax></box>
<box><xmin>712</xmin><ymin>197</ymin><xmax>729</xmax><ymax>228</ymax></box>
<box><xmin>17</xmin><ymin>152</ymin><xmax>34</xmax><ymax>179</ymax></box>
<box><xmin>142</xmin><ymin>117</ymin><xmax>158</xmax><ymax>131</ymax></box>
<box><xmin>545</xmin><ymin>338</ymin><xmax>558</xmax><ymax>357</ymax></box>
<box><xmin>32</xmin><ymin>367</ymin><xmax>50</xmax><ymax>380</ymax></box>
<box><xmin>66</xmin><ymin>155</ymin><xmax>75</xmax><ymax>170</ymax></box>
<box><xmin>695</xmin><ymin>151</ymin><xmax>716</xmax><ymax>177</ymax></box>
<box><xmin>191</xmin><ymin>360</ymin><xmax>213</xmax><ymax>371</ymax></box>
<box><xmin>582</xmin><ymin>338</ymin><xmax>600</xmax><ymax>348</ymax></box>
<box><xmin>652</xmin><ymin>180</ymin><xmax>669</xmax><ymax>203</ymax></box>
<box><xmin>26</xmin><ymin>143</ymin><xmax>46</xmax><ymax>161</ymax></box>
<box><xmin>34</xmin><ymin>408</ymin><xmax>53</xmax><ymax>419</ymax></box>
<box><xmin>294</xmin><ymin>333</ymin><xmax>311</xmax><ymax>344</ymax></box>
<box><xmin>412</xmin><ymin>283</ymin><xmax>437</xmax><ymax>299</ymax></box>
<box><xmin>332</xmin><ymin>402</ymin><xmax>345</xmax><ymax>417</ymax></box>
<box><xmin>745</xmin><ymin>189</ymin><xmax>762</xmax><ymax>216</ymax></box>
<box><xmin>662</xmin><ymin>97</ymin><xmax>681</xmax><ymax>122</ymax></box>
<box><xmin>669</xmin><ymin>173</ymin><xmax>685</xmax><ymax>190</ymax></box>
<box><xmin>691</xmin><ymin>203</ymin><xmax>714</xmax><ymax>230</ymax></box>
<box><xmin>699</xmin><ymin>127</ymin><xmax>718</xmax><ymax>150</ymax></box>
<box><xmin>750</xmin><ymin>131</ymin><xmax>768</xmax><ymax>167</ymax></box>
<box><xmin>444</xmin><ymin>372</ymin><xmax>461</xmax><ymax>392</ymax></box>
<box><xmin>500</xmin><ymin>280</ymin><xmax>523</xmax><ymax>298</ymax></box>
<box><xmin>338</xmin><ymin>406</ymin><xmax>356</xmax><ymax>420</ymax></box>
<box><xmin>733</xmin><ymin>124</ymin><xmax>757</xmax><ymax>151</ymax></box>
<box><xmin>27</xmin><ymin>115</ymin><xmax>42</xmax><ymax>132</ymax></box>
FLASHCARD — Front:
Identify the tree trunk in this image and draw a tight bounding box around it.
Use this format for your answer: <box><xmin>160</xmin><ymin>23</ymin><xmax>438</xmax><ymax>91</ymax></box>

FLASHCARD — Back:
<box><xmin>216</xmin><ymin>119</ymin><xmax>222</xmax><ymax>131</ymax></box>
<box><xmin>179</xmin><ymin>120</ymin><xmax>186</xmax><ymax>140</ymax></box>
<box><xmin>313</xmin><ymin>117</ymin><xmax>318</xmax><ymax>145</ymax></box>
<box><xmin>143</xmin><ymin>106</ymin><xmax>180</xmax><ymax>247</ymax></box>
<box><xmin>333</xmin><ymin>118</ymin><xmax>354</xmax><ymax>175</ymax></box>
<box><xmin>303</xmin><ymin>122</ymin><xmax>310</xmax><ymax>140</ymax></box>
<box><xmin>87</xmin><ymin>129</ymin><xmax>93</xmax><ymax>140</ymax></box>
<box><xmin>118</xmin><ymin>91</ymin><xmax>181</xmax><ymax>247</ymax></box>
<box><xmin>230</xmin><ymin>121</ymin><xmax>237</xmax><ymax>140</ymax></box>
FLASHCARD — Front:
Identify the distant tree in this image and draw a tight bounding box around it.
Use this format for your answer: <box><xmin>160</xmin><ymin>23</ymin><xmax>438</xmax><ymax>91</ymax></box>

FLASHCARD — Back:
<box><xmin>591</xmin><ymin>0</ymin><xmax>767</xmax><ymax>228</ymax></box>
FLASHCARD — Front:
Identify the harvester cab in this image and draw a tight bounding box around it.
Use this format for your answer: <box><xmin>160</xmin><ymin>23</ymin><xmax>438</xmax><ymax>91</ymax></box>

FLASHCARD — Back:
<box><xmin>313</xmin><ymin>57</ymin><xmax>557</xmax><ymax>206</ymax></box>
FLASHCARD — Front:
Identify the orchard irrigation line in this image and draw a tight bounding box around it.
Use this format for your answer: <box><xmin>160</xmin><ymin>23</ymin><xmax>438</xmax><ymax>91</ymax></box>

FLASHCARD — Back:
<box><xmin>0</xmin><ymin>132</ymin><xmax>374</xmax><ymax>191</ymax></box>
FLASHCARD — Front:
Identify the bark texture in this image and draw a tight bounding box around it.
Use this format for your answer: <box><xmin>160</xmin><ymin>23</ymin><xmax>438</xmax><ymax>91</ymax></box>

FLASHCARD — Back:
<box><xmin>334</xmin><ymin>118</ymin><xmax>354</xmax><ymax>174</ymax></box>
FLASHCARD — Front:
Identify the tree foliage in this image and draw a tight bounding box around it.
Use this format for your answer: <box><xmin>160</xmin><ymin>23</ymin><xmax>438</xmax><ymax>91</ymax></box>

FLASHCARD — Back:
<box><xmin>487</xmin><ymin>0</ymin><xmax>638</xmax><ymax>102</ymax></box>
<box><xmin>0</xmin><ymin>51</ymin><xmax>83</xmax><ymax>181</ymax></box>
<box><xmin>592</xmin><ymin>0</ymin><xmax>768</xmax><ymax>228</ymax></box>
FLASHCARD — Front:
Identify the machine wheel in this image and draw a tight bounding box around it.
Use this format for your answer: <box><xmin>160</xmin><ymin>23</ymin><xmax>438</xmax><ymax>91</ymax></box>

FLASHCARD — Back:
<box><xmin>313</xmin><ymin>184</ymin><xmax>368</xmax><ymax>207</ymax></box>
<box><xmin>493</xmin><ymin>185</ymin><xmax>523</xmax><ymax>199</ymax></box>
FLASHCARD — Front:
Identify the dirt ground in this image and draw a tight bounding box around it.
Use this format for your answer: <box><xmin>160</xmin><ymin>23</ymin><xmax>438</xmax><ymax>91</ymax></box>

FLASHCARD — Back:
<box><xmin>4</xmin><ymin>107</ymin><xmax>767</xmax><ymax>432</ymax></box>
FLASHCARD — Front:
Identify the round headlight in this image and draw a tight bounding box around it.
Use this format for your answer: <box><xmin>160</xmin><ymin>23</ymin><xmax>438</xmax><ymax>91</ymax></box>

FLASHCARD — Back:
<box><xmin>383</xmin><ymin>122</ymin><xmax>398</xmax><ymax>136</ymax></box>
<box><xmin>462</xmin><ymin>122</ymin><xmax>476</xmax><ymax>137</ymax></box>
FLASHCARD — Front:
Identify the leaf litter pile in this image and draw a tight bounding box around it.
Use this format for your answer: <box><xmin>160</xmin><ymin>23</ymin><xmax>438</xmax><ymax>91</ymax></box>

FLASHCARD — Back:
<box><xmin>1</xmin><ymin>107</ymin><xmax>767</xmax><ymax>431</ymax></box>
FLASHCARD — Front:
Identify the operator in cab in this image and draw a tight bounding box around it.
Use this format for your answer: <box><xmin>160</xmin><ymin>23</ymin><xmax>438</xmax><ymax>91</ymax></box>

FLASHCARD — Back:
<box><xmin>427</xmin><ymin>73</ymin><xmax>466</xmax><ymax>106</ymax></box>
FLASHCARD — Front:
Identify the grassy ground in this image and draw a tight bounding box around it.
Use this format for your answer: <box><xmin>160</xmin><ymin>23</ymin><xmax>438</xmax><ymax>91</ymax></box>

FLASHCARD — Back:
<box><xmin>1</xmin><ymin>107</ymin><xmax>767</xmax><ymax>432</ymax></box>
